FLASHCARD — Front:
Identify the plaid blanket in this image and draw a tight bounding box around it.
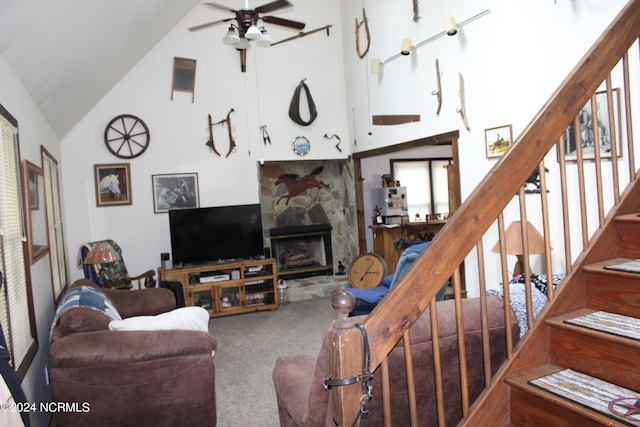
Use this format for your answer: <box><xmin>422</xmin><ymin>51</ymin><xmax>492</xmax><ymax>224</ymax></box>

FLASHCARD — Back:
<box><xmin>50</xmin><ymin>285</ymin><xmax>122</xmax><ymax>339</ymax></box>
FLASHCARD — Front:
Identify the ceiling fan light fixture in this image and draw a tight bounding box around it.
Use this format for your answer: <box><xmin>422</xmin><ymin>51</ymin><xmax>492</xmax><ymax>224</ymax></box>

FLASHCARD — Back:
<box><xmin>223</xmin><ymin>25</ymin><xmax>240</xmax><ymax>45</ymax></box>
<box><xmin>256</xmin><ymin>28</ymin><xmax>273</xmax><ymax>47</ymax></box>
<box><xmin>236</xmin><ymin>37</ymin><xmax>252</xmax><ymax>50</ymax></box>
<box><xmin>245</xmin><ymin>24</ymin><xmax>261</xmax><ymax>40</ymax></box>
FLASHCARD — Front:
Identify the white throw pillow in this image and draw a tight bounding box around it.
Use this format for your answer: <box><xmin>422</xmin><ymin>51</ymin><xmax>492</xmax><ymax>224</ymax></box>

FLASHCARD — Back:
<box><xmin>108</xmin><ymin>306</ymin><xmax>210</xmax><ymax>332</ymax></box>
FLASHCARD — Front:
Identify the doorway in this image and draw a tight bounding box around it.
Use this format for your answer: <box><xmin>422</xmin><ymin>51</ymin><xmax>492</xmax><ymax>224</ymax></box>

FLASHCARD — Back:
<box><xmin>352</xmin><ymin>130</ymin><xmax>461</xmax><ymax>254</ymax></box>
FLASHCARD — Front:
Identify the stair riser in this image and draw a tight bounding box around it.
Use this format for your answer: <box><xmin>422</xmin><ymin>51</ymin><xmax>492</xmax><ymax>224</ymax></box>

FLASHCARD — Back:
<box><xmin>549</xmin><ymin>328</ymin><xmax>640</xmax><ymax>391</ymax></box>
<box><xmin>617</xmin><ymin>219</ymin><xmax>640</xmax><ymax>259</ymax></box>
<box><xmin>585</xmin><ymin>273</ymin><xmax>640</xmax><ymax>317</ymax></box>
<box><xmin>510</xmin><ymin>387</ymin><xmax>605</xmax><ymax>427</ymax></box>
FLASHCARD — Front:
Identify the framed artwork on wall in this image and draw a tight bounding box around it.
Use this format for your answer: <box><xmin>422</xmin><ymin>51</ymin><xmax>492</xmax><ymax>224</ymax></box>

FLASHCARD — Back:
<box><xmin>23</xmin><ymin>160</ymin><xmax>49</xmax><ymax>264</ymax></box>
<box><xmin>485</xmin><ymin>124</ymin><xmax>513</xmax><ymax>158</ymax></box>
<box><xmin>562</xmin><ymin>88</ymin><xmax>622</xmax><ymax>161</ymax></box>
<box><xmin>94</xmin><ymin>163</ymin><xmax>132</xmax><ymax>207</ymax></box>
<box><xmin>152</xmin><ymin>173</ymin><xmax>199</xmax><ymax>213</ymax></box>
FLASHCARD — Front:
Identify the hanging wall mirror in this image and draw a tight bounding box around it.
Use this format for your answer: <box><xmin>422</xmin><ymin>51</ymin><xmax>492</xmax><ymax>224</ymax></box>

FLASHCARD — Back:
<box><xmin>23</xmin><ymin>160</ymin><xmax>49</xmax><ymax>264</ymax></box>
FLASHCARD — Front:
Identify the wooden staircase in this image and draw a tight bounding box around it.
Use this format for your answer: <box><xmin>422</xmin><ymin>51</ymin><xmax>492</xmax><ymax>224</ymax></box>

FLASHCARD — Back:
<box><xmin>504</xmin><ymin>214</ymin><xmax>640</xmax><ymax>426</ymax></box>
<box><xmin>331</xmin><ymin>2</ymin><xmax>640</xmax><ymax>425</ymax></box>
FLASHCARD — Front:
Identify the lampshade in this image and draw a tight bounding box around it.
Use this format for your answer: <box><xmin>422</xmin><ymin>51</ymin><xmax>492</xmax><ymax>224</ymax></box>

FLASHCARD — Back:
<box><xmin>244</xmin><ymin>24</ymin><xmax>261</xmax><ymax>40</ymax></box>
<box><xmin>256</xmin><ymin>28</ymin><xmax>272</xmax><ymax>47</ymax></box>
<box><xmin>223</xmin><ymin>26</ymin><xmax>240</xmax><ymax>45</ymax></box>
<box><xmin>492</xmin><ymin>221</ymin><xmax>546</xmax><ymax>255</ymax></box>
<box><xmin>236</xmin><ymin>37</ymin><xmax>251</xmax><ymax>50</ymax></box>
<box><xmin>491</xmin><ymin>221</ymin><xmax>548</xmax><ymax>276</ymax></box>
<box><xmin>445</xmin><ymin>16</ymin><xmax>458</xmax><ymax>36</ymax></box>
<box><xmin>84</xmin><ymin>242</ymin><xmax>121</xmax><ymax>265</ymax></box>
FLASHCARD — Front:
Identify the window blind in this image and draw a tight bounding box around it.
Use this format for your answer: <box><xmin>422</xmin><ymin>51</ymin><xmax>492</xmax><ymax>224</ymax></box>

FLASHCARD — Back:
<box><xmin>0</xmin><ymin>115</ymin><xmax>36</xmax><ymax>372</ymax></box>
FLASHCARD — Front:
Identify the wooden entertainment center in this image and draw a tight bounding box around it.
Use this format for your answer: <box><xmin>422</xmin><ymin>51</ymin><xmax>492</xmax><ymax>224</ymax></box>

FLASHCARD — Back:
<box><xmin>159</xmin><ymin>258</ymin><xmax>278</xmax><ymax>317</ymax></box>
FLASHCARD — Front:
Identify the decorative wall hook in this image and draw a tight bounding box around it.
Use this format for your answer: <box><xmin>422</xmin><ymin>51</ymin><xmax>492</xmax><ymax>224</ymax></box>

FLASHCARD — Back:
<box><xmin>355</xmin><ymin>8</ymin><xmax>370</xmax><ymax>58</ymax></box>
<box><xmin>324</xmin><ymin>133</ymin><xmax>342</xmax><ymax>152</ymax></box>
<box><xmin>456</xmin><ymin>73</ymin><xmax>470</xmax><ymax>131</ymax></box>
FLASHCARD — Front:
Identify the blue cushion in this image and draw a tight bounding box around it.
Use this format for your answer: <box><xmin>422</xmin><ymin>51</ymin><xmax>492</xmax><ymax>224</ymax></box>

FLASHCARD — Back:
<box><xmin>380</xmin><ymin>274</ymin><xmax>393</xmax><ymax>288</ymax></box>
<box><xmin>345</xmin><ymin>286</ymin><xmax>388</xmax><ymax>303</ymax></box>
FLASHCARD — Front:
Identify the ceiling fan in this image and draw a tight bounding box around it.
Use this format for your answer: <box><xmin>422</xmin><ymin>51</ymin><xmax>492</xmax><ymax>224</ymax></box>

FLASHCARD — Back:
<box><xmin>189</xmin><ymin>0</ymin><xmax>305</xmax><ymax>43</ymax></box>
<box><xmin>189</xmin><ymin>1</ymin><xmax>306</xmax><ymax>71</ymax></box>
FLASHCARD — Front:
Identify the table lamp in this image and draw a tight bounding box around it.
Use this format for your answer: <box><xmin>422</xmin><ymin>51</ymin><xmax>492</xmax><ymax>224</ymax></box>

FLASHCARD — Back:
<box><xmin>83</xmin><ymin>242</ymin><xmax>121</xmax><ymax>284</ymax></box>
<box><xmin>491</xmin><ymin>221</ymin><xmax>547</xmax><ymax>277</ymax></box>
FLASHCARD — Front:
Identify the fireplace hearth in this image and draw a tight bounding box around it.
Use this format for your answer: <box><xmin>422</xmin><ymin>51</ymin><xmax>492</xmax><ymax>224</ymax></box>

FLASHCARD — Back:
<box><xmin>270</xmin><ymin>224</ymin><xmax>333</xmax><ymax>279</ymax></box>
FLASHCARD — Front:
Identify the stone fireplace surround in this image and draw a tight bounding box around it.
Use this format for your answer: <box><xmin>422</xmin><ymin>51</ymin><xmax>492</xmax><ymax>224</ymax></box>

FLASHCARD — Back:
<box><xmin>259</xmin><ymin>159</ymin><xmax>358</xmax><ymax>298</ymax></box>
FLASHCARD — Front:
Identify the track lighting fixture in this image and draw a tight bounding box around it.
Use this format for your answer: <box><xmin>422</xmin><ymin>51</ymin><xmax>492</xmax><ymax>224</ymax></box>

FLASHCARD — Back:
<box><xmin>370</xmin><ymin>9</ymin><xmax>491</xmax><ymax>74</ymax></box>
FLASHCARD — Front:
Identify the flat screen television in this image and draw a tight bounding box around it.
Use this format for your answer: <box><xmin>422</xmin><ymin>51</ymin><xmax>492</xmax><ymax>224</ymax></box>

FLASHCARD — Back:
<box><xmin>168</xmin><ymin>204</ymin><xmax>264</xmax><ymax>265</ymax></box>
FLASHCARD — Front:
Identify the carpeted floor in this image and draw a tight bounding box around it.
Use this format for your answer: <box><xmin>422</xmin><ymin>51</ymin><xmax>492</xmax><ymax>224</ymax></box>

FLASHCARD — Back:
<box><xmin>209</xmin><ymin>296</ymin><xmax>336</xmax><ymax>426</ymax></box>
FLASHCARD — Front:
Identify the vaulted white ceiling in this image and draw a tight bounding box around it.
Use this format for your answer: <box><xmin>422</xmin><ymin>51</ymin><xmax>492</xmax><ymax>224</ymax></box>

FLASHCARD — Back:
<box><xmin>0</xmin><ymin>0</ymin><xmax>202</xmax><ymax>138</ymax></box>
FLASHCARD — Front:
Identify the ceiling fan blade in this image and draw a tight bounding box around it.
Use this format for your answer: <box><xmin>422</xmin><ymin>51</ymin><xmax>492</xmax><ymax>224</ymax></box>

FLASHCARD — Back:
<box><xmin>261</xmin><ymin>15</ymin><xmax>305</xmax><ymax>30</ymax></box>
<box><xmin>188</xmin><ymin>17</ymin><xmax>233</xmax><ymax>32</ymax></box>
<box><xmin>255</xmin><ymin>0</ymin><xmax>292</xmax><ymax>14</ymax></box>
<box><xmin>204</xmin><ymin>2</ymin><xmax>237</xmax><ymax>13</ymax></box>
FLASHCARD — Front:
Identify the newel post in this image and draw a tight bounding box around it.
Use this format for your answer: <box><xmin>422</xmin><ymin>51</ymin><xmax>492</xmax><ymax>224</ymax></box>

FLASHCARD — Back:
<box><xmin>329</xmin><ymin>290</ymin><xmax>363</xmax><ymax>426</ymax></box>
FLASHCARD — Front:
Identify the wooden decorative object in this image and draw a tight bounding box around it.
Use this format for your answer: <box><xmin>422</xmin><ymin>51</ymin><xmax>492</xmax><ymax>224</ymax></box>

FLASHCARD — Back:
<box><xmin>171</xmin><ymin>57</ymin><xmax>196</xmax><ymax>102</ymax></box>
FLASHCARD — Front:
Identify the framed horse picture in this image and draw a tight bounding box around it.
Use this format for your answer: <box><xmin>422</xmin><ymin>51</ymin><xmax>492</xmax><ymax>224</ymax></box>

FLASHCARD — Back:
<box><xmin>94</xmin><ymin>163</ymin><xmax>132</xmax><ymax>207</ymax></box>
<box><xmin>151</xmin><ymin>172</ymin><xmax>199</xmax><ymax>213</ymax></box>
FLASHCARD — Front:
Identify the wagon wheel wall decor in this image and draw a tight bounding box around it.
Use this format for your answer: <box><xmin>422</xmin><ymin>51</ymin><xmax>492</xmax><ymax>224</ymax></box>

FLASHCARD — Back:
<box><xmin>104</xmin><ymin>114</ymin><xmax>151</xmax><ymax>159</ymax></box>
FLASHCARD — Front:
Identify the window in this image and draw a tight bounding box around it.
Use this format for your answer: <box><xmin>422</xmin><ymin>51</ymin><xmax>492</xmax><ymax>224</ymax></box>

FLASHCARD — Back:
<box><xmin>392</xmin><ymin>158</ymin><xmax>452</xmax><ymax>220</ymax></box>
<box><xmin>0</xmin><ymin>104</ymin><xmax>38</xmax><ymax>379</ymax></box>
<box><xmin>42</xmin><ymin>147</ymin><xmax>67</xmax><ymax>300</ymax></box>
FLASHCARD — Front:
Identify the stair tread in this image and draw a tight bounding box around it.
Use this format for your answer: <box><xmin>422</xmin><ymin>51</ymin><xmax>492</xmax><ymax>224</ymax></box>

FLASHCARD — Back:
<box><xmin>547</xmin><ymin>309</ymin><xmax>640</xmax><ymax>346</ymax></box>
<box><xmin>603</xmin><ymin>259</ymin><xmax>640</xmax><ymax>274</ymax></box>
<box><xmin>584</xmin><ymin>258</ymin><xmax>640</xmax><ymax>276</ymax></box>
<box><xmin>615</xmin><ymin>213</ymin><xmax>640</xmax><ymax>223</ymax></box>
<box><xmin>507</xmin><ymin>365</ymin><xmax>640</xmax><ymax>426</ymax></box>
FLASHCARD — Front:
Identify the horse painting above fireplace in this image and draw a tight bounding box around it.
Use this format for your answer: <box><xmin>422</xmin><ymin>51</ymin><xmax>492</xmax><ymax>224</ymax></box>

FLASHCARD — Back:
<box><xmin>274</xmin><ymin>165</ymin><xmax>329</xmax><ymax>205</ymax></box>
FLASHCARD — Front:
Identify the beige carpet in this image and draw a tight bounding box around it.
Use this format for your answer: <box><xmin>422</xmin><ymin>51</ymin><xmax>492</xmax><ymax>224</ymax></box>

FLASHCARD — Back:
<box><xmin>209</xmin><ymin>297</ymin><xmax>336</xmax><ymax>426</ymax></box>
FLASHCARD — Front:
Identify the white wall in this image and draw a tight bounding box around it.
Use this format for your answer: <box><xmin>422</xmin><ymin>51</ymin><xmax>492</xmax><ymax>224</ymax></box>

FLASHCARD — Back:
<box><xmin>341</xmin><ymin>0</ymin><xmax>630</xmax><ymax>296</ymax></box>
<box><xmin>60</xmin><ymin>0</ymin><xmax>349</xmax><ymax>283</ymax></box>
<box><xmin>61</xmin><ymin>0</ymin><xmax>630</xmax><ymax>293</ymax></box>
<box><xmin>0</xmin><ymin>55</ymin><xmax>60</xmax><ymax>427</ymax></box>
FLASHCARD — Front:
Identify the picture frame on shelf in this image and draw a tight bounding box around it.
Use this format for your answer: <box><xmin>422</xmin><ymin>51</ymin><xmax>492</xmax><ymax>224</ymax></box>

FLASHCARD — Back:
<box><xmin>485</xmin><ymin>124</ymin><xmax>513</xmax><ymax>158</ymax></box>
<box><xmin>152</xmin><ymin>172</ymin><xmax>199</xmax><ymax>213</ymax></box>
<box><xmin>562</xmin><ymin>88</ymin><xmax>622</xmax><ymax>161</ymax></box>
<box><xmin>94</xmin><ymin>163</ymin><xmax>132</xmax><ymax>207</ymax></box>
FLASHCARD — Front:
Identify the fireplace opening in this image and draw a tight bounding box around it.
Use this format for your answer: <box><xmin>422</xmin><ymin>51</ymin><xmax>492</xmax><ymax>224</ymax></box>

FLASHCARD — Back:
<box><xmin>269</xmin><ymin>223</ymin><xmax>333</xmax><ymax>279</ymax></box>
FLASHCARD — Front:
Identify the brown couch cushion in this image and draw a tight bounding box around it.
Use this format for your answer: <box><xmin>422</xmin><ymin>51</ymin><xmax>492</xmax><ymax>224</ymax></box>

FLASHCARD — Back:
<box><xmin>59</xmin><ymin>307</ymin><xmax>111</xmax><ymax>335</ymax></box>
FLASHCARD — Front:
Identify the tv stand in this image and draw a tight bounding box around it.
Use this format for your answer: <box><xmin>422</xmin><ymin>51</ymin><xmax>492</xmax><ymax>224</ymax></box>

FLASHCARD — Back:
<box><xmin>159</xmin><ymin>258</ymin><xmax>278</xmax><ymax>317</ymax></box>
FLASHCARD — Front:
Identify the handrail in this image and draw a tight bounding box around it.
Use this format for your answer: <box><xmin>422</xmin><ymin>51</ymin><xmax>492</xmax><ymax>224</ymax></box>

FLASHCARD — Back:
<box><xmin>362</xmin><ymin>0</ymin><xmax>640</xmax><ymax>371</ymax></box>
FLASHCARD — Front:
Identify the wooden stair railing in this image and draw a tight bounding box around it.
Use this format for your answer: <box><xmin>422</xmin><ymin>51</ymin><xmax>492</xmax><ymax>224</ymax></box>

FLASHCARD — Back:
<box><xmin>331</xmin><ymin>0</ymin><xmax>640</xmax><ymax>425</ymax></box>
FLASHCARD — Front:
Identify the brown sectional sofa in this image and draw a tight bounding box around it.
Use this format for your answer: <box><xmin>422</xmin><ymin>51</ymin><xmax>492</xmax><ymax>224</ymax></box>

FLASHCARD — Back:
<box><xmin>49</xmin><ymin>279</ymin><xmax>217</xmax><ymax>427</ymax></box>
<box><xmin>273</xmin><ymin>294</ymin><xmax>519</xmax><ymax>426</ymax></box>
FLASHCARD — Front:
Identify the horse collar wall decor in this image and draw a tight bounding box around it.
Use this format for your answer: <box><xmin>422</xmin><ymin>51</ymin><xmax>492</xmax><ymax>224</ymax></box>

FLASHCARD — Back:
<box><xmin>289</xmin><ymin>79</ymin><xmax>318</xmax><ymax>126</ymax></box>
